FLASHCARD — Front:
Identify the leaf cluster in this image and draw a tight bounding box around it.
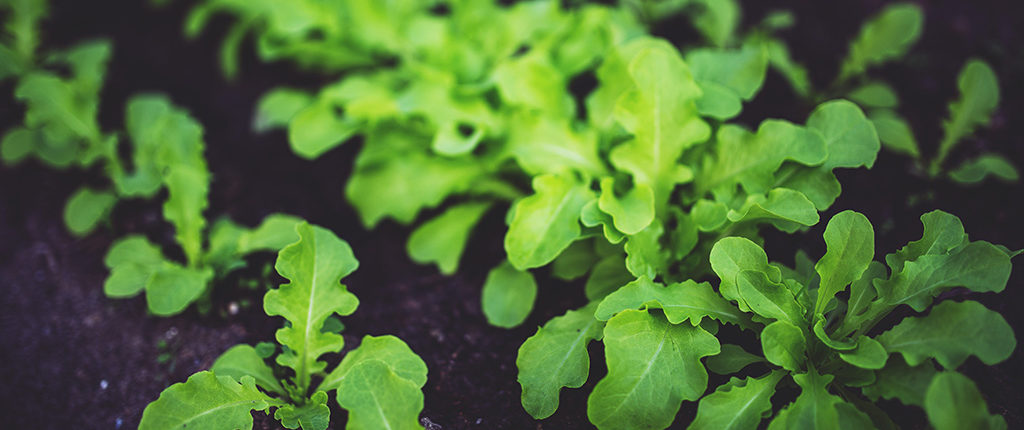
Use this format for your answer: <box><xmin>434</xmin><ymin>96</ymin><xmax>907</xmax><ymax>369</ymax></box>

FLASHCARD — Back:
<box><xmin>520</xmin><ymin>210</ymin><xmax>1016</xmax><ymax>429</ymax></box>
<box><xmin>140</xmin><ymin>222</ymin><xmax>429</xmax><ymax>430</ymax></box>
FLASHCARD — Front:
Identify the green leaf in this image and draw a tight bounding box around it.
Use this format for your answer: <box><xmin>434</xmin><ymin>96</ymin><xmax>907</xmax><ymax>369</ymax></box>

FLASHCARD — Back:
<box><xmin>145</xmin><ymin>265</ymin><xmax>212</xmax><ymax>316</ymax></box>
<box><xmin>551</xmin><ymin>240</ymin><xmax>599</xmax><ymax>281</ymax></box>
<box><xmin>103</xmin><ymin>235</ymin><xmax>165</xmax><ymax>298</ymax></box>
<box><xmin>623</xmin><ymin>219</ymin><xmax>669</xmax><ymax>279</ymax></box>
<box><xmin>287</xmin><ymin>100</ymin><xmax>359</xmax><ymax>159</ymax></box>
<box><xmin>880</xmin><ymin>241</ymin><xmax>1011</xmax><ymax>311</ymax></box>
<box><xmin>925</xmin><ymin>371</ymin><xmax>1006</xmax><ymax>430</ymax></box>
<box><xmin>212</xmin><ymin>344</ymin><xmax>285</xmax><ymax>395</ymax></box>
<box><xmin>689</xmin><ymin>0</ymin><xmax>739</xmax><ymax>47</ymax></box>
<box><xmin>934</xmin><ymin>60</ymin><xmax>1000</xmax><ymax>173</ymax></box>
<box><xmin>318</xmin><ymin>335</ymin><xmax>427</xmax><ymax>392</ymax></box>
<box><xmin>761</xmin><ymin>320</ymin><xmax>806</xmax><ymax>371</ymax></box>
<box><xmin>689</xmin><ymin>371</ymin><xmax>785</xmax><ymax>430</ymax></box>
<box><xmin>862</xmin><ymin>357</ymin><xmax>937</xmax><ymax>407</ymax></box>
<box><xmin>584</xmin><ymin>255</ymin><xmax>634</xmax><ymax>300</ymax></box>
<box><xmin>949</xmin><ymin>153</ymin><xmax>1019</xmax><ymax>184</ymax></box>
<box><xmin>0</xmin><ymin>128</ymin><xmax>35</xmax><ymax>164</ymax></box>
<box><xmin>848</xmin><ymin>82</ymin><xmax>899</xmax><ymax>109</ymax></box>
<box><xmin>597</xmin><ymin>177</ymin><xmax>655</xmax><ymax>235</ymax></box>
<box><xmin>697</xmin><ymin>121</ymin><xmax>826</xmax><ymax>198</ymax></box>
<box><xmin>688</xmin><ymin>45</ymin><xmax>768</xmax><ymax>119</ymax></box>
<box><xmin>117</xmin><ymin>95</ymin><xmax>205</xmax><ymax>198</ymax></box>
<box><xmin>517</xmin><ymin>303</ymin><xmax>604</xmax><ymax>419</ymax></box>
<box><xmin>806</xmin><ymin>100</ymin><xmax>880</xmax><ymax>170</ymax></box>
<box><xmin>139</xmin><ymin>372</ymin><xmax>278</xmax><ymax>430</ymax></box>
<box><xmin>275</xmin><ymin>391</ymin><xmax>330</xmax><ymax>430</ymax></box>
<box><xmin>839</xmin><ymin>337</ymin><xmax>888</xmax><ymax>369</ymax></box>
<box><xmin>609</xmin><ymin>41</ymin><xmax>709</xmax><ymax>211</ymax></box>
<box><xmin>870</xmin><ymin>110</ymin><xmax>920</xmax><ymax>157</ymax></box>
<box><xmin>725</xmin><ymin>188</ymin><xmax>819</xmax><ymax>232</ymax></box>
<box><xmin>705</xmin><ymin>344</ymin><xmax>765</xmax><ymax>375</ymax></box>
<box><xmin>737</xmin><ymin>270</ymin><xmax>804</xmax><ymax>325</ymax></box>
<box><xmin>710</xmin><ymin>236</ymin><xmax>781</xmax><ymax>312</ymax></box>
<box><xmin>812</xmin><ymin>318</ymin><xmax>856</xmax><ymax>351</ymax></box>
<box><xmin>595</xmin><ymin>277</ymin><xmax>753</xmax><ymax>328</ymax></box>
<box><xmin>481</xmin><ymin>261</ymin><xmax>538</xmax><ymax>328</ymax></box>
<box><xmin>768</xmin><ymin>371</ymin><xmax>868</xmax><ymax>429</ymax></box>
<box><xmin>878</xmin><ymin>300</ymin><xmax>1015</xmax><ymax>369</ymax></box>
<box><xmin>885</xmin><ymin>210</ymin><xmax>967</xmax><ymax>273</ymax></box>
<box><xmin>335</xmin><ymin>360</ymin><xmax>424</xmax><ymax>430</ymax></box>
<box><xmin>814</xmin><ymin>210</ymin><xmax>874</xmax><ymax>315</ymax></box>
<box><xmin>237</xmin><ymin>213</ymin><xmax>304</xmax><ymax>254</ymax></box>
<box><xmin>839</xmin><ymin>3</ymin><xmax>923</xmax><ymax>81</ymax></box>
<box><xmin>587</xmin><ymin>310</ymin><xmax>719</xmax><ymax>430</ymax></box>
<box><xmin>345</xmin><ymin>127</ymin><xmax>482</xmax><ymax>227</ymax></box>
<box><xmin>63</xmin><ymin>187</ymin><xmax>115</xmax><ymax>236</ymax></box>
<box><xmin>508</xmin><ymin>113</ymin><xmax>606</xmax><ymax>177</ymax></box>
<box><xmin>162</xmin><ymin>165</ymin><xmax>209</xmax><ymax>267</ymax></box>
<box><xmin>265</xmin><ymin>223</ymin><xmax>359</xmax><ymax>391</ymax></box>
<box><xmin>254</xmin><ymin>88</ymin><xmax>312</xmax><ymax>132</ymax></box>
<box><xmin>848</xmin><ymin>261</ymin><xmax>886</xmax><ymax>319</ymax></box>
<box><xmin>407</xmin><ymin>201</ymin><xmax>490</xmax><ymax>275</ymax></box>
<box><xmin>505</xmin><ymin>173</ymin><xmax>593</xmax><ymax>270</ymax></box>
<box><xmin>692</xmin><ymin>199</ymin><xmax>729</xmax><ymax>232</ymax></box>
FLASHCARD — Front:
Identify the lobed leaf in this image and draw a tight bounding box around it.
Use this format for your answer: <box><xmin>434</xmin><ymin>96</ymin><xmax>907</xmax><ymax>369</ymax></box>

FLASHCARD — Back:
<box><xmin>689</xmin><ymin>371</ymin><xmax>784</xmax><ymax>430</ymax></box>
<box><xmin>139</xmin><ymin>372</ymin><xmax>278</xmax><ymax>430</ymax></box>
<box><xmin>517</xmin><ymin>303</ymin><xmax>604</xmax><ymax>419</ymax></box>
<box><xmin>587</xmin><ymin>310</ymin><xmax>719</xmax><ymax>430</ymax></box>
<box><xmin>877</xmin><ymin>300</ymin><xmax>1015</xmax><ymax>369</ymax></box>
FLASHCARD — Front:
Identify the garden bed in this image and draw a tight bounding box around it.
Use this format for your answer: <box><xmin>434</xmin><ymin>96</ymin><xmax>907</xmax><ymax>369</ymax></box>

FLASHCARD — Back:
<box><xmin>0</xmin><ymin>0</ymin><xmax>1021</xmax><ymax>428</ymax></box>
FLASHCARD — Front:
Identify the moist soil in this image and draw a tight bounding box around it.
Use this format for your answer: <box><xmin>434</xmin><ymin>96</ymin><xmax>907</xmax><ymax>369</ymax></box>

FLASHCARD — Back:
<box><xmin>1</xmin><ymin>0</ymin><xmax>1021</xmax><ymax>429</ymax></box>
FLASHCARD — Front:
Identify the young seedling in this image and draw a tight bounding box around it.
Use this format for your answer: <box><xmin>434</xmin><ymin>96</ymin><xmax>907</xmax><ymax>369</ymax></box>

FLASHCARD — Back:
<box><xmin>140</xmin><ymin>222</ymin><xmax>428</xmax><ymax>430</ymax></box>
<box><xmin>519</xmin><ymin>210</ymin><xmax>1016</xmax><ymax>429</ymax></box>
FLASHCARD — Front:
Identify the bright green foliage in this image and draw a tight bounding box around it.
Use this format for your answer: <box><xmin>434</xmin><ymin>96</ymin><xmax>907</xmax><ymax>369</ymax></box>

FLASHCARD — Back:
<box><xmin>481</xmin><ymin>262</ymin><xmax>538</xmax><ymax>328</ymax></box>
<box><xmin>0</xmin><ymin>0</ymin><xmax>46</xmax><ymax>79</ymax></box>
<box><xmin>595</xmin><ymin>277</ymin><xmax>752</xmax><ymax>329</ymax></box>
<box><xmin>877</xmin><ymin>300</ymin><xmax>1015</xmax><ymax>368</ymax></box>
<box><xmin>587</xmin><ymin>309</ymin><xmax>719</xmax><ymax>430</ymax></box>
<box><xmin>266</xmin><ymin>222</ymin><xmax>360</xmax><ymax>392</ymax></box>
<box><xmin>63</xmin><ymin>187</ymin><xmax>116</xmax><ymax>236</ymax></box>
<box><xmin>139</xmin><ymin>372</ymin><xmax>280</xmax><ymax>429</ymax></box>
<box><xmin>104</xmin><ymin>211</ymin><xmax>302</xmax><ymax>316</ymax></box>
<box><xmin>692</xmin><ymin>210</ymin><xmax>1017</xmax><ymax>430</ymax></box>
<box><xmin>142</xmin><ymin>222</ymin><xmax>428</xmax><ymax>430</ymax></box>
<box><xmin>838</xmin><ymin>3</ymin><xmax>923</xmax><ymax>82</ymax></box>
<box><xmin>689</xmin><ymin>371</ymin><xmax>784</xmax><ymax>430</ymax></box>
<box><xmin>407</xmin><ymin>201</ymin><xmax>491</xmax><ymax>274</ymax></box>
<box><xmin>517</xmin><ymin>303</ymin><xmax>604</xmax><ymax>419</ymax></box>
<box><xmin>505</xmin><ymin>174</ymin><xmax>594</xmax><ymax>270</ymax></box>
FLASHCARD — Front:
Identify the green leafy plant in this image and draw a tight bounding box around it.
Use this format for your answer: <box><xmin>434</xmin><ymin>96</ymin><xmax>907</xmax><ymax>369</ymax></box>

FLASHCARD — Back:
<box><xmin>816</xmin><ymin>2</ymin><xmax>1017</xmax><ymax>185</ymax></box>
<box><xmin>519</xmin><ymin>209</ymin><xmax>1016</xmax><ymax>429</ymax></box>
<box><xmin>189</xmin><ymin>0</ymin><xmax>882</xmax><ymax>331</ymax></box>
<box><xmin>140</xmin><ymin>222</ymin><xmax>428</xmax><ymax>430</ymax></box>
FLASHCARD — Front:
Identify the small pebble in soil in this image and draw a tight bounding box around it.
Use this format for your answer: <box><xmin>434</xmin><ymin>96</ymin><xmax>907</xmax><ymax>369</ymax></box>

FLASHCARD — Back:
<box><xmin>420</xmin><ymin>417</ymin><xmax>442</xmax><ymax>430</ymax></box>
<box><xmin>99</xmin><ymin>379</ymin><xmax>108</xmax><ymax>390</ymax></box>
<box><xmin>165</xmin><ymin>327</ymin><xmax>178</xmax><ymax>339</ymax></box>
<box><xmin>475</xmin><ymin>418</ymin><xmax>482</xmax><ymax>425</ymax></box>
<box><xmin>115</xmin><ymin>418</ymin><xmax>122</xmax><ymax>429</ymax></box>
<box><xmin>228</xmin><ymin>302</ymin><xmax>239</xmax><ymax>315</ymax></box>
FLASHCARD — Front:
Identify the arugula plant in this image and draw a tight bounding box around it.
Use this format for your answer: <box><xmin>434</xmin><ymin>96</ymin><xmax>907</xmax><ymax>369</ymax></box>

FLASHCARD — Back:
<box><xmin>519</xmin><ymin>209</ymin><xmax>1016</xmax><ymax>429</ymax></box>
<box><xmin>140</xmin><ymin>222</ymin><xmax>428</xmax><ymax>430</ymax></box>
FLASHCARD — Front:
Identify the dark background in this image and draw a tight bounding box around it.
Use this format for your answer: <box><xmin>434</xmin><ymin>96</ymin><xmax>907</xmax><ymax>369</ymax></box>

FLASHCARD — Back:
<box><xmin>0</xmin><ymin>0</ymin><xmax>1021</xmax><ymax>428</ymax></box>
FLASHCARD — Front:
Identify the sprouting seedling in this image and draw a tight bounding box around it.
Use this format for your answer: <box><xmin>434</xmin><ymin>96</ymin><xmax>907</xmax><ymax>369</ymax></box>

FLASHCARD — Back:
<box><xmin>140</xmin><ymin>222</ymin><xmax>428</xmax><ymax>430</ymax></box>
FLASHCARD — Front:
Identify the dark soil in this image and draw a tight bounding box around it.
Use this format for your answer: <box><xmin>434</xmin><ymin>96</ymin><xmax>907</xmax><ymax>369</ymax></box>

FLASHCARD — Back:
<box><xmin>0</xmin><ymin>0</ymin><xmax>1021</xmax><ymax>429</ymax></box>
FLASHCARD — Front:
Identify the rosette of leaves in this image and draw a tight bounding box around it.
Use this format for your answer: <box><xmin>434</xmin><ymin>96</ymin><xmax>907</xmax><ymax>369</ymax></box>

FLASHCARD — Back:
<box><xmin>140</xmin><ymin>222</ymin><xmax>428</xmax><ymax>430</ymax></box>
<box><xmin>518</xmin><ymin>209</ymin><xmax>1016</xmax><ymax>428</ymax></box>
